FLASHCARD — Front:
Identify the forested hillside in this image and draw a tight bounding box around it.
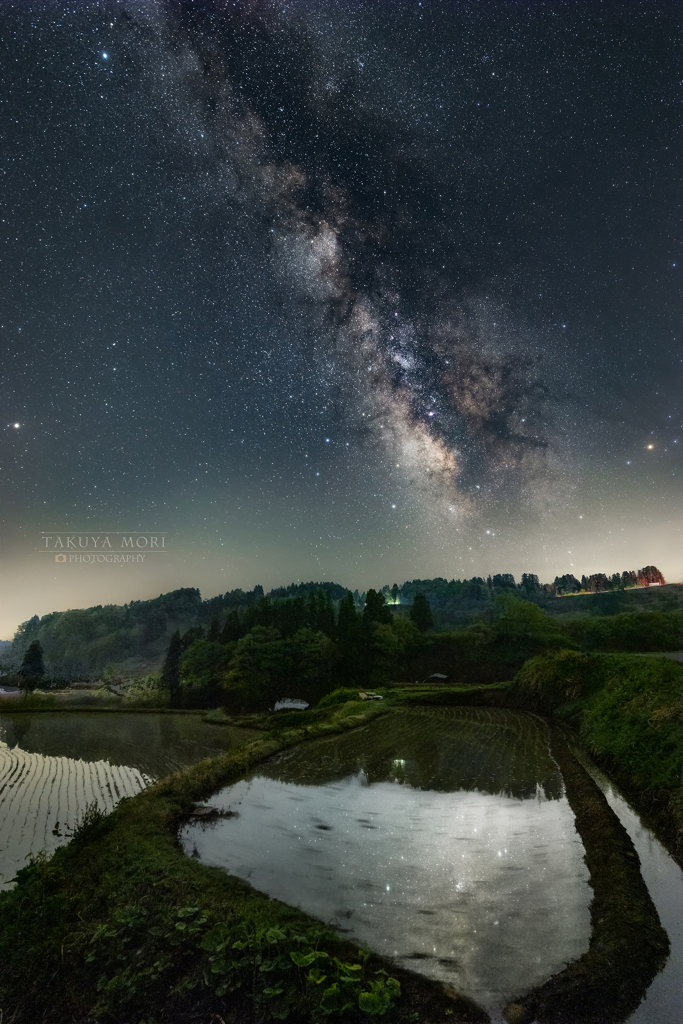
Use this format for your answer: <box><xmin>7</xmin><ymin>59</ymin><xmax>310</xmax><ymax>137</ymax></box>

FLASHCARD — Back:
<box><xmin>6</xmin><ymin>583</ymin><xmax>349</xmax><ymax>681</ymax></box>
<box><xmin>5</xmin><ymin>570</ymin><xmax>682</xmax><ymax>685</ymax></box>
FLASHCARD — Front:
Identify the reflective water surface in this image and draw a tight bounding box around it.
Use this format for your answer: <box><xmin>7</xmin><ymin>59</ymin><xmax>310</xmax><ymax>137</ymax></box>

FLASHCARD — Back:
<box><xmin>181</xmin><ymin>708</ymin><xmax>592</xmax><ymax>1011</ymax></box>
<box><xmin>0</xmin><ymin>712</ymin><xmax>257</xmax><ymax>889</ymax></box>
<box><xmin>571</xmin><ymin>749</ymin><xmax>683</xmax><ymax>1024</ymax></box>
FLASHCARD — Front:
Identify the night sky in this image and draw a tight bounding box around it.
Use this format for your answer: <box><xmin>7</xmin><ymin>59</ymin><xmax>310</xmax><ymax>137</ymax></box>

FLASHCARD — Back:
<box><xmin>1</xmin><ymin>0</ymin><xmax>681</xmax><ymax>638</ymax></box>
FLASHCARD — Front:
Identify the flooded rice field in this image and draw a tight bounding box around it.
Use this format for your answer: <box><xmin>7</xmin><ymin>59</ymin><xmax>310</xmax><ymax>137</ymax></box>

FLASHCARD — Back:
<box><xmin>181</xmin><ymin>707</ymin><xmax>593</xmax><ymax>1012</ymax></box>
<box><xmin>572</xmin><ymin>748</ymin><xmax>683</xmax><ymax>1024</ymax></box>
<box><xmin>0</xmin><ymin>712</ymin><xmax>257</xmax><ymax>889</ymax></box>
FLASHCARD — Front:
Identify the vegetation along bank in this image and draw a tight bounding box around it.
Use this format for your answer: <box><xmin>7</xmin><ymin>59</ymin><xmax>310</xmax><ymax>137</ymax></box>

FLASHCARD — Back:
<box><xmin>3</xmin><ymin>650</ymin><xmax>683</xmax><ymax>1022</ymax></box>
<box><xmin>2</xmin><ymin>590</ymin><xmax>683</xmax><ymax>1022</ymax></box>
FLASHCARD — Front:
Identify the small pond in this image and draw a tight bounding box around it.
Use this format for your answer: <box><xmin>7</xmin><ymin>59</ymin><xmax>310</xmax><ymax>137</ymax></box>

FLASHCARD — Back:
<box><xmin>0</xmin><ymin>712</ymin><xmax>257</xmax><ymax>889</ymax></box>
<box><xmin>181</xmin><ymin>707</ymin><xmax>592</xmax><ymax>1012</ymax></box>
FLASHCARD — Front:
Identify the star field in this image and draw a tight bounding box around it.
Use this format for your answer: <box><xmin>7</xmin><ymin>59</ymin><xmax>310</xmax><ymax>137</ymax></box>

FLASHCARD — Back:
<box><xmin>1</xmin><ymin>0</ymin><xmax>682</xmax><ymax>636</ymax></box>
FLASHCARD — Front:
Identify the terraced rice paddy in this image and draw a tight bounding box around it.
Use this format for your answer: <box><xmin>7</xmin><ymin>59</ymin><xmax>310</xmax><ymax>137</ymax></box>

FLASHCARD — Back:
<box><xmin>0</xmin><ymin>745</ymin><xmax>147</xmax><ymax>888</ymax></box>
<box><xmin>0</xmin><ymin>712</ymin><xmax>257</xmax><ymax>889</ymax></box>
<box><xmin>182</xmin><ymin>707</ymin><xmax>593</xmax><ymax>1012</ymax></box>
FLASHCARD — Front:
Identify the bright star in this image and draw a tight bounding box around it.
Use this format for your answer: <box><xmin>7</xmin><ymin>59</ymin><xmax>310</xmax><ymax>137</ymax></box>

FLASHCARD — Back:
<box><xmin>102</xmin><ymin>52</ymin><xmax>108</xmax><ymax>59</ymax></box>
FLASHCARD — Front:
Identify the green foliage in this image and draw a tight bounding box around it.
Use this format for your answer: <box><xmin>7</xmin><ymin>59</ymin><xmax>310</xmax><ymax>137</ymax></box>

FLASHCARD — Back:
<box><xmin>180</xmin><ymin>640</ymin><xmax>234</xmax><ymax>700</ymax></box>
<box><xmin>490</xmin><ymin>594</ymin><xmax>568</xmax><ymax>663</ymax></box>
<box><xmin>411</xmin><ymin>596</ymin><xmax>570</xmax><ymax>685</ymax></box>
<box><xmin>362</xmin><ymin>590</ymin><xmax>393</xmax><ymax>628</ymax></box>
<box><xmin>18</xmin><ymin>639</ymin><xmax>45</xmax><ymax>687</ymax></box>
<box><xmin>513</xmin><ymin>651</ymin><xmax>683</xmax><ymax>793</ymax></box>
<box><xmin>316</xmin><ymin>687</ymin><xmax>363</xmax><ymax>709</ymax></box>
<box><xmin>70</xmin><ymin>801</ymin><xmax>108</xmax><ymax>843</ymax></box>
<box><xmin>359</xmin><ymin>976</ymin><xmax>401</xmax><ymax>1015</ymax></box>
<box><xmin>409</xmin><ymin>593</ymin><xmax>434</xmax><ymax>632</ymax></box>
<box><xmin>0</xmin><ymin>700</ymin><xmax>403</xmax><ymax>1024</ymax></box>
<box><xmin>11</xmin><ymin>589</ymin><xmax>205</xmax><ymax>681</ymax></box>
<box><xmin>123</xmin><ymin>673</ymin><xmax>169</xmax><ymax>708</ymax></box>
<box><xmin>18</xmin><ymin>689</ymin><xmax>56</xmax><ymax>709</ymax></box>
<box><xmin>222</xmin><ymin>627</ymin><xmax>295</xmax><ymax>711</ymax></box>
<box><xmin>563</xmin><ymin>610</ymin><xmax>682</xmax><ymax>652</ymax></box>
<box><xmin>176</xmin><ymin>622</ymin><xmax>342</xmax><ymax>712</ymax></box>
<box><xmin>219</xmin><ymin>609</ymin><xmax>243</xmax><ymax>643</ymax></box>
<box><xmin>161</xmin><ymin>629</ymin><xmax>182</xmax><ymax>691</ymax></box>
<box><xmin>368</xmin><ymin>618</ymin><xmax>425</xmax><ymax>685</ymax></box>
<box><xmin>204</xmin><ymin>707</ymin><xmax>231</xmax><ymax>723</ymax></box>
<box><xmin>268</xmin><ymin>581</ymin><xmax>350</xmax><ymax>602</ymax></box>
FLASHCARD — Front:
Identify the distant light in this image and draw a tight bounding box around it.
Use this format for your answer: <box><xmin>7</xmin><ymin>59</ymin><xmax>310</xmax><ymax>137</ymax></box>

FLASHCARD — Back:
<box><xmin>325</xmin><ymin>438</ymin><xmax>330</xmax><ymax>442</ymax></box>
<box><xmin>647</xmin><ymin>444</ymin><xmax>654</xmax><ymax>449</ymax></box>
<box><xmin>102</xmin><ymin>52</ymin><xmax>108</xmax><ymax>59</ymax></box>
<box><xmin>391</xmin><ymin>504</ymin><xmax>396</xmax><ymax>509</ymax></box>
<box><xmin>13</xmin><ymin>423</ymin><xmax>19</xmax><ymax>428</ymax></box>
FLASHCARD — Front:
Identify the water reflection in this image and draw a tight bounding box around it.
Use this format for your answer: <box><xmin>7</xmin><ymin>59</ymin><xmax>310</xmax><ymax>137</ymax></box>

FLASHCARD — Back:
<box><xmin>571</xmin><ymin>749</ymin><xmax>683</xmax><ymax>1024</ymax></box>
<box><xmin>0</xmin><ymin>712</ymin><xmax>256</xmax><ymax>778</ymax></box>
<box><xmin>0</xmin><ymin>712</ymin><xmax>257</xmax><ymax>889</ymax></box>
<box><xmin>181</xmin><ymin>708</ymin><xmax>591</xmax><ymax>1012</ymax></box>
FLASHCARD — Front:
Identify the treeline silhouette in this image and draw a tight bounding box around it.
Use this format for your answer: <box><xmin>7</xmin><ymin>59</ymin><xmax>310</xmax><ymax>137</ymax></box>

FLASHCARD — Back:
<box><xmin>154</xmin><ymin>588</ymin><xmax>681</xmax><ymax>711</ymax></box>
<box><xmin>4</xmin><ymin>566</ymin><xmax>673</xmax><ymax>691</ymax></box>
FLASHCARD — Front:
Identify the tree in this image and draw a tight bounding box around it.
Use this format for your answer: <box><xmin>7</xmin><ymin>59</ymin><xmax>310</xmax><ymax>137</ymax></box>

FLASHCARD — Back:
<box><xmin>337</xmin><ymin>593</ymin><xmax>359</xmax><ymax>643</ymax></box>
<box><xmin>490</xmin><ymin>595</ymin><xmax>568</xmax><ymax>666</ymax></box>
<box><xmin>306</xmin><ymin>590</ymin><xmax>335</xmax><ymax>637</ymax></box>
<box><xmin>587</xmin><ymin>573</ymin><xmax>608</xmax><ymax>593</ymax></box>
<box><xmin>638</xmin><ymin>565</ymin><xmax>665</xmax><ymax>587</ymax></box>
<box><xmin>179</xmin><ymin>639</ymin><xmax>233</xmax><ymax>705</ymax></box>
<box><xmin>554</xmin><ymin>574</ymin><xmax>581</xmax><ymax>596</ymax></box>
<box><xmin>290</xmin><ymin>628</ymin><xmax>338</xmax><ymax>702</ymax></box>
<box><xmin>207</xmin><ymin>617</ymin><xmax>220</xmax><ymax>642</ymax></box>
<box><xmin>220</xmin><ymin>609</ymin><xmax>244</xmax><ymax>643</ymax></box>
<box><xmin>368</xmin><ymin>618</ymin><xmax>423</xmax><ymax>685</ymax></box>
<box><xmin>337</xmin><ymin>593</ymin><xmax>363</xmax><ymax>685</ymax></box>
<box><xmin>181</xmin><ymin>626</ymin><xmax>205</xmax><ymax>647</ymax></box>
<box><xmin>362</xmin><ymin>589</ymin><xmax>393</xmax><ymax>628</ymax></box>
<box><xmin>409</xmin><ymin>593</ymin><xmax>434</xmax><ymax>632</ymax></box>
<box><xmin>161</xmin><ymin>630</ymin><xmax>182</xmax><ymax>695</ymax></box>
<box><xmin>391</xmin><ymin>583</ymin><xmax>400</xmax><ymax>605</ymax></box>
<box><xmin>223</xmin><ymin>626</ymin><xmax>291</xmax><ymax>710</ymax></box>
<box><xmin>520</xmin><ymin>573</ymin><xmax>541</xmax><ymax>594</ymax></box>
<box><xmin>18</xmin><ymin>640</ymin><xmax>45</xmax><ymax>688</ymax></box>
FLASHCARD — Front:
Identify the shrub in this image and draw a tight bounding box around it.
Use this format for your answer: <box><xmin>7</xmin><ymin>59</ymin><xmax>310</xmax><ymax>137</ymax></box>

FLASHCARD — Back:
<box><xmin>123</xmin><ymin>673</ymin><xmax>169</xmax><ymax>708</ymax></box>
<box><xmin>315</xmin><ymin>687</ymin><xmax>362</xmax><ymax>709</ymax></box>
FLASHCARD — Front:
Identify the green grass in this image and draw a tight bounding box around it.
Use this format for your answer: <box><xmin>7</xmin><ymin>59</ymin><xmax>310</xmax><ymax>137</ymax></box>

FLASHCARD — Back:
<box><xmin>511</xmin><ymin>651</ymin><xmax>683</xmax><ymax>858</ymax></box>
<box><xmin>0</xmin><ymin>699</ymin><xmax>483</xmax><ymax>1024</ymax></box>
<box><xmin>4</xmin><ymin>662</ymin><xmax>682</xmax><ymax>1021</ymax></box>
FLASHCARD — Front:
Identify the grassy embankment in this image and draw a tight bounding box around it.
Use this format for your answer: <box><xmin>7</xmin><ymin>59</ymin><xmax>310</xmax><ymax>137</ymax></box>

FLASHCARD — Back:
<box><xmin>509</xmin><ymin>650</ymin><xmax>683</xmax><ymax>861</ymax></box>
<box><xmin>0</xmin><ymin>695</ymin><xmax>487</xmax><ymax>1024</ymax></box>
<box><xmin>3</xmin><ymin>654</ymin><xmax>683</xmax><ymax>1023</ymax></box>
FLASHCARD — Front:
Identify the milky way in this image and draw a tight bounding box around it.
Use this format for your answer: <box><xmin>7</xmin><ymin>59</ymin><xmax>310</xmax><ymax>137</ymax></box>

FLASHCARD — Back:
<box><xmin>117</xmin><ymin>0</ymin><xmax>573</xmax><ymax>521</ymax></box>
<box><xmin>1</xmin><ymin>0</ymin><xmax>681</xmax><ymax>635</ymax></box>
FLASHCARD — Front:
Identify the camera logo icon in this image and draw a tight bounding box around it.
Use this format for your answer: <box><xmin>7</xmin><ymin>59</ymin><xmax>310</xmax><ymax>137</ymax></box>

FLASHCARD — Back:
<box><xmin>55</xmin><ymin>553</ymin><xmax>66</xmax><ymax>563</ymax></box>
